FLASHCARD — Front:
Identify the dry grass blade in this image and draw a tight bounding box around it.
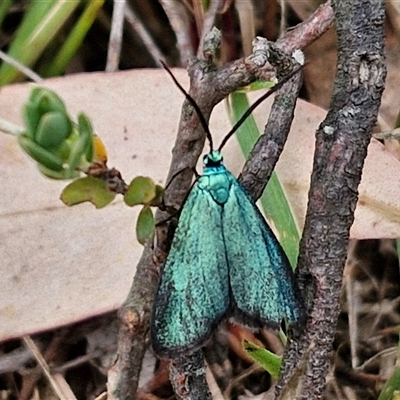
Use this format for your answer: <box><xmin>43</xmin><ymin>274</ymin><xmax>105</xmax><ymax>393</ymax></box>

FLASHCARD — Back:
<box><xmin>22</xmin><ymin>336</ymin><xmax>78</xmax><ymax>400</ymax></box>
<box><xmin>124</xmin><ymin>4</ymin><xmax>164</xmax><ymax>66</ymax></box>
<box><xmin>106</xmin><ymin>0</ymin><xmax>126</xmax><ymax>72</ymax></box>
<box><xmin>94</xmin><ymin>392</ymin><xmax>107</xmax><ymax>400</ymax></box>
<box><xmin>158</xmin><ymin>0</ymin><xmax>193</xmax><ymax>65</ymax></box>
<box><xmin>0</xmin><ymin>50</ymin><xmax>42</xmax><ymax>82</ymax></box>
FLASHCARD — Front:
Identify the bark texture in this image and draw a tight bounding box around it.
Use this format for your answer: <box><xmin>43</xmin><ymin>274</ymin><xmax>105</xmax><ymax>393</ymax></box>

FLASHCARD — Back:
<box><xmin>276</xmin><ymin>1</ymin><xmax>386</xmax><ymax>399</ymax></box>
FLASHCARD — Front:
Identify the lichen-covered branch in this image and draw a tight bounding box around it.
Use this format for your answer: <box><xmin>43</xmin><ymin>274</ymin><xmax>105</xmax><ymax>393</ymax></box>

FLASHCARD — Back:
<box><xmin>239</xmin><ymin>42</ymin><xmax>303</xmax><ymax>198</ymax></box>
<box><xmin>276</xmin><ymin>1</ymin><xmax>386</xmax><ymax>399</ymax></box>
<box><xmin>277</xmin><ymin>0</ymin><xmax>334</xmax><ymax>54</ymax></box>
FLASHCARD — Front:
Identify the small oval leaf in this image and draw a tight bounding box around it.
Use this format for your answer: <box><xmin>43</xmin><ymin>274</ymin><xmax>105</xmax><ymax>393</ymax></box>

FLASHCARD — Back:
<box><xmin>136</xmin><ymin>206</ymin><xmax>155</xmax><ymax>245</ymax></box>
<box><xmin>61</xmin><ymin>177</ymin><xmax>116</xmax><ymax>208</ymax></box>
<box><xmin>35</xmin><ymin>111</ymin><xmax>72</xmax><ymax>149</ymax></box>
<box><xmin>23</xmin><ymin>103</ymin><xmax>41</xmax><ymax>139</ymax></box>
<box><xmin>35</xmin><ymin>88</ymin><xmax>68</xmax><ymax>115</ymax></box>
<box><xmin>125</xmin><ymin>176</ymin><xmax>156</xmax><ymax>206</ymax></box>
<box><xmin>77</xmin><ymin>113</ymin><xmax>94</xmax><ymax>162</ymax></box>
<box><xmin>38</xmin><ymin>164</ymin><xmax>79</xmax><ymax>180</ymax></box>
<box><xmin>18</xmin><ymin>134</ymin><xmax>64</xmax><ymax>172</ymax></box>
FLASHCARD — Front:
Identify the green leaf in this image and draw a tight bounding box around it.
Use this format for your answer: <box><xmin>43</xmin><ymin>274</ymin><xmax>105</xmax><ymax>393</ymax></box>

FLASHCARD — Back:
<box><xmin>23</xmin><ymin>88</ymin><xmax>70</xmax><ymax>139</ymax></box>
<box><xmin>66</xmin><ymin>129</ymin><xmax>91</xmax><ymax>173</ymax></box>
<box><xmin>61</xmin><ymin>177</ymin><xmax>115</xmax><ymax>208</ymax></box>
<box><xmin>77</xmin><ymin>113</ymin><xmax>94</xmax><ymax>162</ymax></box>
<box><xmin>35</xmin><ymin>111</ymin><xmax>72</xmax><ymax>149</ymax></box>
<box><xmin>38</xmin><ymin>164</ymin><xmax>78</xmax><ymax>180</ymax></box>
<box><xmin>243</xmin><ymin>340</ymin><xmax>282</xmax><ymax>380</ymax></box>
<box><xmin>125</xmin><ymin>176</ymin><xmax>156</xmax><ymax>206</ymax></box>
<box><xmin>34</xmin><ymin>88</ymin><xmax>68</xmax><ymax>115</ymax></box>
<box><xmin>0</xmin><ymin>0</ymin><xmax>79</xmax><ymax>85</ymax></box>
<box><xmin>18</xmin><ymin>134</ymin><xmax>64</xmax><ymax>172</ymax></box>
<box><xmin>45</xmin><ymin>0</ymin><xmax>105</xmax><ymax>77</ymax></box>
<box><xmin>136</xmin><ymin>206</ymin><xmax>155</xmax><ymax>245</ymax></box>
<box><xmin>378</xmin><ymin>332</ymin><xmax>400</xmax><ymax>400</ymax></box>
<box><xmin>23</xmin><ymin>102</ymin><xmax>42</xmax><ymax>139</ymax></box>
<box><xmin>378</xmin><ymin>368</ymin><xmax>400</xmax><ymax>400</ymax></box>
<box><xmin>228</xmin><ymin>91</ymin><xmax>300</xmax><ymax>269</ymax></box>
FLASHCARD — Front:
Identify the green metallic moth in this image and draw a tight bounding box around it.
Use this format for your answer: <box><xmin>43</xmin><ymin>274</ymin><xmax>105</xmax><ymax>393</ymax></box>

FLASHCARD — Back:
<box><xmin>152</xmin><ymin>63</ymin><xmax>305</xmax><ymax>358</ymax></box>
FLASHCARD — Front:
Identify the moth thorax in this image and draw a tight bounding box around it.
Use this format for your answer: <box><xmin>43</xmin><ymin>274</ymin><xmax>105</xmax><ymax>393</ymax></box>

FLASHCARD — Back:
<box><xmin>204</xmin><ymin>150</ymin><xmax>223</xmax><ymax>167</ymax></box>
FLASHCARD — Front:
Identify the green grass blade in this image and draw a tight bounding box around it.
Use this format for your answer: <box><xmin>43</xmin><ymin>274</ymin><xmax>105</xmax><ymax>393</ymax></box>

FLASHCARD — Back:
<box><xmin>0</xmin><ymin>0</ymin><xmax>55</xmax><ymax>84</ymax></box>
<box><xmin>243</xmin><ymin>340</ymin><xmax>282</xmax><ymax>379</ymax></box>
<box><xmin>378</xmin><ymin>363</ymin><xmax>400</xmax><ymax>400</ymax></box>
<box><xmin>5</xmin><ymin>1</ymin><xmax>55</xmax><ymax>47</ymax></box>
<box><xmin>0</xmin><ymin>0</ymin><xmax>80</xmax><ymax>85</ymax></box>
<box><xmin>228</xmin><ymin>91</ymin><xmax>300</xmax><ymax>268</ymax></box>
<box><xmin>45</xmin><ymin>0</ymin><xmax>105</xmax><ymax>77</ymax></box>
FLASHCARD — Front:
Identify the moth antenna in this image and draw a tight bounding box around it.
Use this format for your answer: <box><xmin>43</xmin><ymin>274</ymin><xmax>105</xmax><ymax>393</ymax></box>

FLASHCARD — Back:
<box><xmin>164</xmin><ymin>166</ymin><xmax>200</xmax><ymax>193</ymax></box>
<box><xmin>218</xmin><ymin>65</ymin><xmax>304</xmax><ymax>151</ymax></box>
<box><xmin>160</xmin><ymin>61</ymin><xmax>214</xmax><ymax>151</ymax></box>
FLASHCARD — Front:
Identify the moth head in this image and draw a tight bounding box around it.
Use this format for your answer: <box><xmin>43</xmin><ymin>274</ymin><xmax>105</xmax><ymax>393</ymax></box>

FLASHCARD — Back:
<box><xmin>203</xmin><ymin>150</ymin><xmax>223</xmax><ymax>167</ymax></box>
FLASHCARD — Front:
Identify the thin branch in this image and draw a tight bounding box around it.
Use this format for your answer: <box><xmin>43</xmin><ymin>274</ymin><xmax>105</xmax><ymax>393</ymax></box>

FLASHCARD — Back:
<box><xmin>239</xmin><ymin>62</ymin><xmax>303</xmax><ymax>198</ymax></box>
<box><xmin>373</xmin><ymin>127</ymin><xmax>400</xmax><ymax>140</ymax></box>
<box><xmin>220</xmin><ymin>59</ymin><xmax>303</xmax><ymax>153</ymax></box>
<box><xmin>196</xmin><ymin>0</ymin><xmax>224</xmax><ymax>58</ymax></box>
<box><xmin>277</xmin><ymin>0</ymin><xmax>334</xmax><ymax>54</ymax></box>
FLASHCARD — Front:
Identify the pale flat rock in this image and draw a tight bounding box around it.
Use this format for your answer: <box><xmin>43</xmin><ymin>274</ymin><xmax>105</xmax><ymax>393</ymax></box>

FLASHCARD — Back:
<box><xmin>0</xmin><ymin>69</ymin><xmax>399</xmax><ymax>341</ymax></box>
